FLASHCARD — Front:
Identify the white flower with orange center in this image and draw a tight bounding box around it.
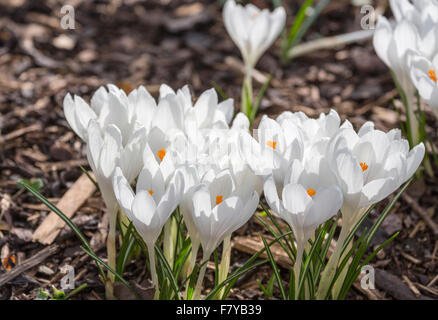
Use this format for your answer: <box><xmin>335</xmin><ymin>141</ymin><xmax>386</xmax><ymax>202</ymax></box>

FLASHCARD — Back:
<box><xmin>264</xmin><ymin>158</ymin><xmax>343</xmax><ymax>279</ymax></box>
<box><xmin>328</xmin><ymin>122</ymin><xmax>425</xmax><ymax>226</ymax></box>
<box><xmin>191</xmin><ymin>168</ymin><xmax>259</xmax><ymax>259</ymax></box>
<box><xmin>112</xmin><ymin>161</ymin><xmax>185</xmax><ymax>291</ymax></box>
<box><xmin>407</xmin><ymin>50</ymin><xmax>438</xmax><ymax>118</ymax></box>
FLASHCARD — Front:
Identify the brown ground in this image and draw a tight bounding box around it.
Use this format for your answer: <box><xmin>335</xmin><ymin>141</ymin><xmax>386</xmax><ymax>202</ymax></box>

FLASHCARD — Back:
<box><xmin>0</xmin><ymin>0</ymin><xmax>437</xmax><ymax>300</ymax></box>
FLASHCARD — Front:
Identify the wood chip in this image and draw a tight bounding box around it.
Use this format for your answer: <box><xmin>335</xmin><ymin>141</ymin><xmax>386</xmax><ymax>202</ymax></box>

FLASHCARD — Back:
<box><xmin>0</xmin><ymin>123</ymin><xmax>41</xmax><ymax>143</ymax></box>
<box><xmin>402</xmin><ymin>275</ymin><xmax>420</xmax><ymax>297</ymax></box>
<box><xmin>32</xmin><ymin>172</ymin><xmax>96</xmax><ymax>245</ymax></box>
<box><xmin>232</xmin><ymin>235</ymin><xmax>292</xmax><ymax>269</ymax></box>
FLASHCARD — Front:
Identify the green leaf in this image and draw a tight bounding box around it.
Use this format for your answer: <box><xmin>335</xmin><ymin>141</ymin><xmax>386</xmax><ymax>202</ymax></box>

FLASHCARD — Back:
<box><xmin>80</xmin><ymin>245</ymin><xmax>141</xmax><ymax>299</ymax></box>
<box><xmin>19</xmin><ymin>180</ymin><xmax>106</xmax><ymax>280</ymax></box>
<box><xmin>79</xmin><ymin>166</ymin><xmax>100</xmax><ymax>191</ymax></box>
<box><xmin>18</xmin><ymin>178</ymin><xmax>43</xmax><ymax>192</ymax></box>
<box><xmin>155</xmin><ymin>244</ymin><xmax>182</xmax><ymax>300</ymax></box>
<box><xmin>249</xmin><ymin>74</ymin><xmax>272</xmax><ymax>123</ymax></box>
<box><xmin>211</xmin><ymin>81</ymin><xmax>228</xmax><ymax>100</ymax></box>
<box><xmin>261</xmin><ymin>234</ymin><xmax>287</xmax><ymax>299</ymax></box>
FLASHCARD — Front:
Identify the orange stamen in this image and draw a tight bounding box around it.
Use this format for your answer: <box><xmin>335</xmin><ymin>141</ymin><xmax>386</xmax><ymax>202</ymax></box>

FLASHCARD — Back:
<box><xmin>428</xmin><ymin>69</ymin><xmax>437</xmax><ymax>83</ymax></box>
<box><xmin>267</xmin><ymin>140</ymin><xmax>277</xmax><ymax>149</ymax></box>
<box><xmin>216</xmin><ymin>195</ymin><xmax>223</xmax><ymax>205</ymax></box>
<box><xmin>157</xmin><ymin>149</ymin><xmax>166</xmax><ymax>162</ymax></box>
<box><xmin>307</xmin><ymin>188</ymin><xmax>316</xmax><ymax>197</ymax></box>
<box><xmin>148</xmin><ymin>190</ymin><xmax>153</xmax><ymax>196</ymax></box>
<box><xmin>360</xmin><ymin>162</ymin><xmax>368</xmax><ymax>172</ymax></box>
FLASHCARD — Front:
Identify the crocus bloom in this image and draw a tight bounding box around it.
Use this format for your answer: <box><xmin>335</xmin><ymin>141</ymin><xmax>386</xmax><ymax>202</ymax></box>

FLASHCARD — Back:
<box><xmin>389</xmin><ymin>0</ymin><xmax>438</xmax><ymax>59</ymax></box>
<box><xmin>240</xmin><ymin>114</ymin><xmax>304</xmax><ymax>185</ymax></box>
<box><xmin>86</xmin><ymin>120</ymin><xmax>146</xmax><ymax>214</ymax></box>
<box><xmin>373</xmin><ymin>17</ymin><xmax>419</xmax><ymax>94</ymax></box>
<box><xmin>63</xmin><ymin>84</ymin><xmax>138</xmax><ymax>143</ymax></box>
<box><xmin>192</xmin><ymin>168</ymin><xmax>259</xmax><ymax>258</ymax></box>
<box><xmin>112</xmin><ymin>160</ymin><xmax>184</xmax><ymax>289</ymax></box>
<box><xmin>264</xmin><ymin>158</ymin><xmax>343</xmax><ymax>279</ymax></box>
<box><xmin>328</xmin><ymin>122</ymin><xmax>425</xmax><ymax>226</ymax></box>
<box><xmin>223</xmin><ymin>0</ymin><xmax>286</xmax><ymax>69</ymax></box>
<box><xmin>407</xmin><ymin>50</ymin><xmax>438</xmax><ymax>118</ymax></box>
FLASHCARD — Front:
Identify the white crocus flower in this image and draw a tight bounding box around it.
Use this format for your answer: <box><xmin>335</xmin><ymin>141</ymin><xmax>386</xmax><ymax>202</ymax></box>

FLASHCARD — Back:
<box><xmin>240</xmin><ymin>115</ymin><xmax>305</xmax><ymax>189</ymax></box>
<box><xmin>191</xmin><ymin>168</ymin><xmax>259</xmax><ymax>298</ymax></box>
<box><xmin>328</xmin><ymin>123</ymin><xmax>425</xmax><ymax>226</ymax></box>
<box><xmin>159</xmin><ymin>84</ymin><xmax>234</xmax><ymax>134</ymax></box>
<box><xmin>112</xmin><ymin>160</ymin><xmax>184</xmax><ymax>293</ymax></box>
<box><xmin>317</xmin><ymin>122</ymin><xmax>425</xmax><ymax>299</ymax></box>
<box><xmin>407</xmin><ymin>50</ymin><xmax>438</xmax><ymax>118</ymax></box>
<box><xmin>373</xmin><ymin>16</ymin><xmax>421</xmax><ymax>143</ymax></box>
<box><xmin>264</xmin><ymin>158</ymin><xmax>342</xmax><ymax>281</ymax></box>
<box><xmin>389</xmin><ymin>0</ymin><xmax>438</xmax><ymax>59</ymax></box>
<box><xmin>373</xmin><ymin>17</ymin><xmax>419</xmax><ymax>92</ymax></box>
<box><xmin>86</xmin><ymin>120</ymin><xmax>146</xmax><ymax>215</ymax></box>
<box><xmin>223</xmin><ymin>0</ymin><xmax>286</xmax><ymax>69</ymax></box>
<box><xmin>64</xmin><ymin>84</ymin><xmax>137</xmax><ymax>143</ymax></box>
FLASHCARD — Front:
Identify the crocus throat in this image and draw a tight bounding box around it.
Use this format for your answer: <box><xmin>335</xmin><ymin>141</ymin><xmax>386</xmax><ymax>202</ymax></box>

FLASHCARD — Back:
<box><xmin>148</xmin><ymin>190</ymin><xmax>153</xmax><ymax>196</ymax></box>
<box><xmin>360</xmin><ymin>162</ymin><xmax>368</xmax><ymax>172</ymax></box>
<box><xmin>216</xmin><ymin>195</ymin><xmax>223</xmax><ymax>205</ymax></box>
<box><xmin>267</xmin><ymin>140</ymin><xmax>277</xmax><ymax>149</ymax></box>
<box><xmin>307</xmin><ymin>188</ymin><xmax>316</xmax><ymax>197</ymax></box>
<box><xmin>157</xmin><ymin>149</ymin><xmax>166</xmax><ymax>162</ymax></box>
<box><xmin>428</xmin><ymin>69</ymin><xmax>437</xmax><ymax>83</ymax></box>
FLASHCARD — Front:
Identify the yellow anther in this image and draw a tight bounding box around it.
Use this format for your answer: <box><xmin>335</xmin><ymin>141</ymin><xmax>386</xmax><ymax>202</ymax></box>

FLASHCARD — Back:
<box><xmin>360</xmin><ymin>162</ymin><xmax>368</xmax><ymax>172</ymax></box>
<box><xmin>216</xmin><ymin>195</ymin><xmax>223</xmax><ymax>205</ymax></box>
<box><xmin>307</xmin><ymin>188</ymin><xmax>316</xmax><ymax>197</ymax></box>
<box><xmin>157</xmin><ymin>149</ymin><xmax>166</xmax><ymax>162</ymax></box>
<box><xmin>267</xmin><ymin>140</ymin><xmax>277</xmax><ymax>149</ymax></box>
<box><xmin>429</xmin><ymin>69</ymin><xmax>437</xmax><ymax>83</ymax></box>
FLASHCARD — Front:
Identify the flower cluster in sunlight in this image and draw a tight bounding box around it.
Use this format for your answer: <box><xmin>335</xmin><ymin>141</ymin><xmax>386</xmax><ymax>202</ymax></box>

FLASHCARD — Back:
<box><xmin>63</xmin><ymin>80</ymin><xmax>424</xmax><ymax>299</ymax></box>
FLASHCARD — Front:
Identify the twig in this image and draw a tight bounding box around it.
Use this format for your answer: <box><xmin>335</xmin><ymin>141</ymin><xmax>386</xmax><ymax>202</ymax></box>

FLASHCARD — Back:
<box><xmin>0</xmin><ymin>245</ymin><xmax>58</xmax><ymax>287</ymax></box>
<box><xmin>400</xmin><ymin>252</ymin><xmax>422</xmax><ymax>265</ymax></box>
<box><xmin>402</xmin><ymin>193</ymin><xmax>438</xmax><ymax>235</ymax></box>
<box><xmin>415</xmin><ymin>283</ymin><xmax>438</xmax><ymax>296</ymax></box>
<box><xmin>402</xmin><ymin>275</ymin><xmax>420</xmax><ymax>297</ymax></box>
<box><xmin>287</xmin><ymin>29</ymin><xmax>374</xmax><ymax>60</ymax></box>
<box><xmin>0</xmin><ymin>123</ymin><xmax>42</xmax><ymax>143</ymax></box>
<box><xmin>427</xmin><ymin>274</ymin><xmax>438</xmax><ymax>288</ymax></box>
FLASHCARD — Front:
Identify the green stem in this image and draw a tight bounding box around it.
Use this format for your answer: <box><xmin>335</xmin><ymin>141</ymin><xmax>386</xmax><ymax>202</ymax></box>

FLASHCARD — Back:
<box><xmin>105</xmin><ymin>204</ymin><xmax>119</xmax><ymax>300</ymax></box>
<box><xmin>406</xmin><ymin>94</ymin><xmax>420</xmax><ymax>146</ymax></box>
<box><xmin>241</xmin><ymin>65</ymin><xmax>253</xmax><ymax>117</ymax></box>
<box><xmin>163</xmin><ymin>217</ymin><xmax>177</xmax><ymax>267</ymax></box>
<box><xmin>331</xmin><ymin>239</ymin><xmax>352</xmax><ymax>299</ymax></box>
<box><xmin>193</xmin><ymin>252</ymin><xmax>210</xmax><ymax>300</ymax></box>
<box><xmin>316</xmin><ymin>221</ymin><xmax>350</xmax><ymax>300</ymax></box>
<box><xmin>294</xmin><ymin>245</ymin><xmax>303</xmax><ymax>297</ymax></box>
<box><xmin>217</xmin><ymin>235</ymin><xmax>232</xmax><ymax>299</ymax></box>
<box><xmin>147</xmin><ymin>245</ymin><xmax>160</xmax><ymax>300</ymax></box>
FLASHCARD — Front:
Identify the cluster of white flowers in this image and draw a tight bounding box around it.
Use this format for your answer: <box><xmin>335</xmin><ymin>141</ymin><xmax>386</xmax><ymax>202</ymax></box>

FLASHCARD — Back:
<box><xmin>60</xmin><ymin>0</ymin><xmax>427</xmax><ymax>297</ymax></box>
<box><xmin>374</xmin><ymin>0</ymin><xmax>438</xmax><ymax>119</ymax></box>
<box><xmin>63</xmin><ymin>82</ymin><xmax>425</xmax><ymax>288</ymax></box>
